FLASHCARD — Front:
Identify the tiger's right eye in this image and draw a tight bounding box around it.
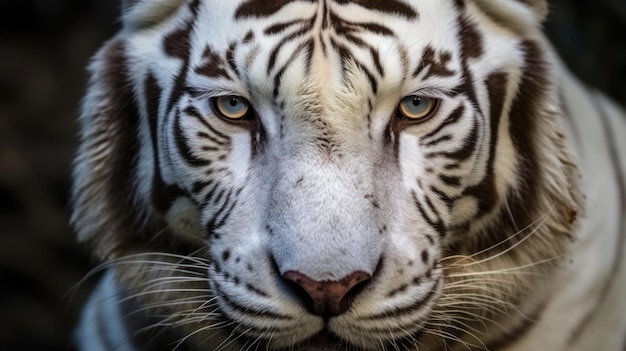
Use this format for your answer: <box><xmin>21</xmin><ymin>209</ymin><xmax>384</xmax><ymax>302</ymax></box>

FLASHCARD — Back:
<box><xmin>211</xmin><ymin>96</ymin><xmax>252</xmax><ymax>120</ymax></box>
<box><xmin>396</xmin><ymin>95</ymin><xmax>439</xmax><ymax>122</ymax></box>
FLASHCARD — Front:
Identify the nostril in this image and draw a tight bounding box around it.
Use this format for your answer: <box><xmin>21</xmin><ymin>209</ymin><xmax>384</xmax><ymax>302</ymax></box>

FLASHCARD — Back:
<box><xmin>283</xmin><ymin>277</ymin><xmax>317</xmax><ymax>314</ymax></box>
<box><xmin>282</xmin><ymin>271</ymin><xmax>372</xmax><ymax>317</ymax></box>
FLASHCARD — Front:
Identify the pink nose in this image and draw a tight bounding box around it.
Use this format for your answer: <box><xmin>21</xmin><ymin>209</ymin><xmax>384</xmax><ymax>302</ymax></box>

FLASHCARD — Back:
<box><xmin>282</xmin><ymin>270</ymin><xmax>372</xmax><ymax>317</ymax></box>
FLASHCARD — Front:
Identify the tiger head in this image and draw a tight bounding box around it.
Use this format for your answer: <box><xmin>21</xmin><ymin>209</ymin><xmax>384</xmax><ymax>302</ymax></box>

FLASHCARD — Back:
<box><xmin>72</xmin><ymin>0</ymin><xmax>582</xmax><ymax>349</ymax></box>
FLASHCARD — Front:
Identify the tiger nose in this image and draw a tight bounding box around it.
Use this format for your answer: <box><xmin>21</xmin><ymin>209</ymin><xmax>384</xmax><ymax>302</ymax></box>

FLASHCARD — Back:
<box><xmin>282</xmin><ymin>270</ymin><xmax>371</xmax><ymax>318</ymax></box>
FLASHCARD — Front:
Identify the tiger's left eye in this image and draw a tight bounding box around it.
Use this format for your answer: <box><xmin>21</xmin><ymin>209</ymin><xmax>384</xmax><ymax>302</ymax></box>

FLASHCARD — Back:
<box><xmin>211</xmin><ymin>95</ymin><xmax>252</xmax><ymax>120</ymax></box>
<box><xmin>397</xmin><ymin>95</ymin><xmax>438</xmax><ymax>121</ymax></box>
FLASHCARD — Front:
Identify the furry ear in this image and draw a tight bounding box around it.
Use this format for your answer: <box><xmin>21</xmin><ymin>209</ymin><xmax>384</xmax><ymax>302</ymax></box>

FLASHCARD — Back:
<box><xmin>121</xmin><ymin>0</ymin><xmax>187</xmax><ymax>29</ymax></box>
<box><xmin>71</xmin><ymin>39</ymin><xmax>148</xmax><ymax>259</ymax></box>
<box><xmin>516</xmin><ymin>0</ymin><xmax>548</xmax><ymax>22</ymax></box>
<box><xmin>471</xmin><ymin>0</ymin><xmax>549</xmax><ymax>36</ymax></box>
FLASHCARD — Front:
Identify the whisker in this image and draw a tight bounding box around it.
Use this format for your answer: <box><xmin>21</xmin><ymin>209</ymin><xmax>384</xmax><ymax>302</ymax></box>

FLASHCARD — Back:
<box><xmin>445</xmin><ymin>255</ymin><xmax>563</xmax><ymax>278</ymax></box>
<box><xmin>424</xmin><ymin>320</ymin><xmax>487</xmax><ymax>350</ymax></box>
<box><xmin>440</xmin><ymin>205</ymin><xmax>555</xmax><ymax>268</ymax></box>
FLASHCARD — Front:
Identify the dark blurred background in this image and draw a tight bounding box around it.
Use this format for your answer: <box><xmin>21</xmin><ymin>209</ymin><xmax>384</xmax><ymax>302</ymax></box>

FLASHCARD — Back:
<box><xmin>0</xmin><ymin>1</ymin><xmax>624</xmax><ymax>350</ymax></box>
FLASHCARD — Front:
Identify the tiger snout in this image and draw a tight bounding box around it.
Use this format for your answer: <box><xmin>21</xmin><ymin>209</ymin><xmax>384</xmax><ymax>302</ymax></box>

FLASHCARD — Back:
<box><xmin>262</xmin><ymin>162</ymin><xmax>389</xmax><ymax>314</ymax></box>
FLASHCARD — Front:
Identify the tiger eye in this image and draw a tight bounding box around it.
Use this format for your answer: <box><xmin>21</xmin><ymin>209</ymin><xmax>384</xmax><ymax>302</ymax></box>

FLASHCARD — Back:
<box><xmin>397</xmin><ymin>96</ymin><xmax>438</xmax><ymax>121</ymax></box>
<box><xmin>212</xmin><ymin>96</ymin><xmax>251</xmax><ymax>120</ymax></box>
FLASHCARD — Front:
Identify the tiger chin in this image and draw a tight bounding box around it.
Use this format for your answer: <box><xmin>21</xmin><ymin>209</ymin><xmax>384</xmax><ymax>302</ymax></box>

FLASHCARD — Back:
<box><xmin>71</xmin><ymin>0</ymin><xmax>626</xmax><ymax>350</ymax></box>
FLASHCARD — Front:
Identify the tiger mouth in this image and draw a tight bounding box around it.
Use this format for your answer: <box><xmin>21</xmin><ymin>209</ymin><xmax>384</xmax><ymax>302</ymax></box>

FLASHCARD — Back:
<box><xmin>293</xmin><ymin>329</ymin><xmax>355</xmax><ymax>351</ymax></box>
<box><xmin>304</xmin><ymin>330</ymin><xmax>344</xmax><ymax>350</ymax></box>
<box><xmin>291</xmin><ymin>328</ymin><xmax>414</xmax><ymax>351</ymax></box>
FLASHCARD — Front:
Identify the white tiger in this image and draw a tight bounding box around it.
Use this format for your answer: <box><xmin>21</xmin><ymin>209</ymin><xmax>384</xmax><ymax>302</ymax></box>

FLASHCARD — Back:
<box><xmin>71</xmin><ymin>0</ymin><xmax>626</xmax><ymax>350</ymax></box>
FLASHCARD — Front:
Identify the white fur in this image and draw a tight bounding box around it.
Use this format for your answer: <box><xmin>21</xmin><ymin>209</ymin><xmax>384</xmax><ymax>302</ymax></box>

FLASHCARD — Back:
<box><xmin>74</xmin><ymin>0</ymin><xmax>625</xmax><ymax>350</ymax></box>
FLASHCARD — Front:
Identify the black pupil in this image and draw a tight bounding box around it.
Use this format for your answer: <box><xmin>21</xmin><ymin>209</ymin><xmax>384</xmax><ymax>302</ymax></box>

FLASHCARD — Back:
<box><xmin>411</xmin><ymin>97</ymin><xmax>422</xmax><ymax>106</ymax></box>
<box><xmin>229</xmin><ymin>97</ymin><xmax>239</xmax><ymax>107</ymax></box>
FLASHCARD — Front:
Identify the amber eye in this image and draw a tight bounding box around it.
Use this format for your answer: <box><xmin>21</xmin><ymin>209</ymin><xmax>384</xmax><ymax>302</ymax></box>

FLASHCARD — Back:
<box><xmin>211</xmin><ymin>95</ymin><xmax>251</xmax><ymax>120</ymax></box>
<box><xmin>397</xmin><ymin>95</ymin><xmax>438</xmax><ymax>121</ymax></box>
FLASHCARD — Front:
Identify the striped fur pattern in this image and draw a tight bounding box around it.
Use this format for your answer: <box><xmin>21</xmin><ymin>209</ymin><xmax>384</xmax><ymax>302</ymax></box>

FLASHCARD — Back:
<box><xmin>72</xmin><ymin>0</ymin><xmax>626</xmax><ymax>350</ymax></box>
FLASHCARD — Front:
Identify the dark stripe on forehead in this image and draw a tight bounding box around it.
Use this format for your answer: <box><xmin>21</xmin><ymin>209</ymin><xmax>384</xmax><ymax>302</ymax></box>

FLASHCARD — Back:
<box><xmin>235</xmin><ymin>0</ymin><xmax>302</xmax><ymax>18</ymax></box>
<box><xmin>226</xmin><ymin>41</ymin><xmax>241</xmax><ymax>78</ymax></box>
<box><xmin>272</xmin><ymin>39</ymin><xmax>317</xmax><ymax>99</ymax></box>
<box><xmin>413</xmin><ymin>46</ymin><xmax>456</xmax><ymax>80</ymax></box>
<box><xmin>236</xmin><ymin>0</ymin><xmax>417</xmax><ymax>19</ymax></box>
<box><xmin>451</xmin><ymin>16</ymin><xmax>484</xmax><ymax>113</ymax></box>
<box><xmin>334</xmin><ymin>0</ymin><xmax>418</xmax><ymax>19</ymax></box>
<box><xmin>267</xmin><ymin>24</ymin><xmax>312</xmax><ymax>75</ymax></box>
<box><xmin>458</xmin><ymin>16</ymin><xmax>483</xmax><ymax>59</ymax></box>
<box><xmin>163</xmin><ymin>24</ymin><xmax>194</xmax><ymax>114</ymax></box>
<box><xmin>256</xmin><ymin>0</ymin><xmax>402</xmax><ymax>97</ymax></box>
<box><xmin>195</xmin><ymin>45</ymin><xmax>231</xmax><ymax>79</ymax></box>
<box><xmin>330</xmin><ymin>14</ymin><xmax>396</xmax><ymax>37</ymax></box>
<box><xmin>330</xmin><ymin>38</ymin><xmax>379</xmax><ymax>94</ymax></box>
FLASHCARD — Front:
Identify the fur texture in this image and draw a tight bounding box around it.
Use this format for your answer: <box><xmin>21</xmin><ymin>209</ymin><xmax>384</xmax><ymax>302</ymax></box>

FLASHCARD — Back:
<box><xmin>72</xmin><ymin>1</ymin><xmax>626</xmax><ymax>350</ymax></box>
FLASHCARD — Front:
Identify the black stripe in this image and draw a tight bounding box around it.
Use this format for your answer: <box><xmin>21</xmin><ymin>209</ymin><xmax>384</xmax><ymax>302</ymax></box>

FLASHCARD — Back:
<box><xmin>329</xmin><ymin>10</ymin><xmax>396</xmax><ymax>37</ymax></box>
<box><xmin>272</xmin><ymin>40</ymin><xmax>313</xmax><ymax>98</ymax></box>
<box><xmin>430</xmin><ymin>185</ymin><xmax>456</xmax><ymax>208</ymax></box>
<box><xmin>76</xmin><ymin>40</ymin><xmax>200</xmax><ymax>255</ymax></box>
<box><xmin>79</xmin><ymin>40</ymin><xmax>145</xmax><ymax>255</ymax></box>
<box><xmin>267</xmin><ymin>23</ymin><xmax>313</xmax><ymax>74</ymax></box>
<box><xmin>144</xmin><ymin>72</ymin><xmax>186</xmax><ymax>213</ymax></box>
<box><xmin>413</xmin><ymin>191</ymin><xmax>446</xmax><ymax>237</ymax></box>
<box><xmin>329</xmin><ymin>37</ymin><xmax>378</xmax><ymax>94</ymax></box>
<box><xmin>163</xmin><ymin>24</ymin><xmax>194</xmax><ymax>115</ymax></box>
<box><xmin>174</xmin><ymin>109</ymin><xmax>212</xmax><ymax>167</ymax></box>
<box><xmin>334</xmin><ymin>0</ymin><xmax>418</xmax><ymax>19</ymax></box>
<box><xmin>209</xmin><ymin>188</ymin><xmax>242</xmax><ymax>229</ymax></box>
<box><xmin>235</xmin><ymin>0</ymin><xmax>300</xmax><ymax>18</ymax></box>
<box><xmin>358</xmin><ymin>279</ymin><xmax>440</xmax><ymax>320</ymax></box>
<box><xmin>226</xmin><ymin>41</ymin><xmax>240</xmax><ymax>78</ymax></box>
<box><xmin>194</xmin><ymin>45</ymin><xmax>231</xmax><ymax>79</ymax></box>
<box><xmin>264</xmin><ymin>19</ymin><xmax>308</xmax><ymax>35</ymax></box>
<box><xmin>485</xmin><ymin>301</ymin><xmax>547</xmax><ymax>350</ymax></box>
<box><xmin>183</xmin><ymin>106</ymin><xmax>231</xmax><ymax>145</ymax></box>
<box><xmin>236</xmin><ymin>0</ymin><xmax>417</xmax><ymax>20</ymax></box>
<box><xmin>453</xmin><ymin>16</ymin><xmax>483</xmax><ymax>113</ymax></box>
<box><xmin>423</xmin><ymin>105</ymin><xmax>465</xmax><ymax>141</ymax></box>
<box><xmin>475</xmin><ymin>40</ymin><xmax>544</xmax><ymax>252</ymax></box>
<box><xmin>413</xmin><ymin>46</ymin><xmax>456</xmax><ymax>80</ymax></box>
<box><xmin>462</xmin><ymin>72</ymin><xmax>508</xmax><ymax>217</ymax></box>
<box><xmin>213</xmin><ymin>282</ymin><xmax>292</xmax><ymax>320</ymax></box>
<box><xmin>423</xmin><ymin>116</ymin><xmax>478</xmax><ymax>162</ymax></box>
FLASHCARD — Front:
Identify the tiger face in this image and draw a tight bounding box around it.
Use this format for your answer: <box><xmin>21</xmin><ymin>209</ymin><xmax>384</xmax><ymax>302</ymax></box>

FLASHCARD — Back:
<box><xmin>72</xmin><ymin>0</ymin><xmax>582</xmax><ymax>349</ymax></box>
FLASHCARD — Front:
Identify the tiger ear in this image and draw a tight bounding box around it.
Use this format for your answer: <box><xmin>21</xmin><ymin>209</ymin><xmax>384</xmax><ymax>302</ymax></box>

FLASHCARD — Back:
<box><xmin>474</xmin><ymin>0</ymin><xmax>549</xmax><ymax>32</ymax></box>
<box><xmin>517</xmin><ymin>0</ymin><xmax>549</xmax><ymax>22</ymax></box>
<box><xmin>121</xmin><ymin>0</ymin><xmax>187</xmax><ymax>29</ymax></box>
